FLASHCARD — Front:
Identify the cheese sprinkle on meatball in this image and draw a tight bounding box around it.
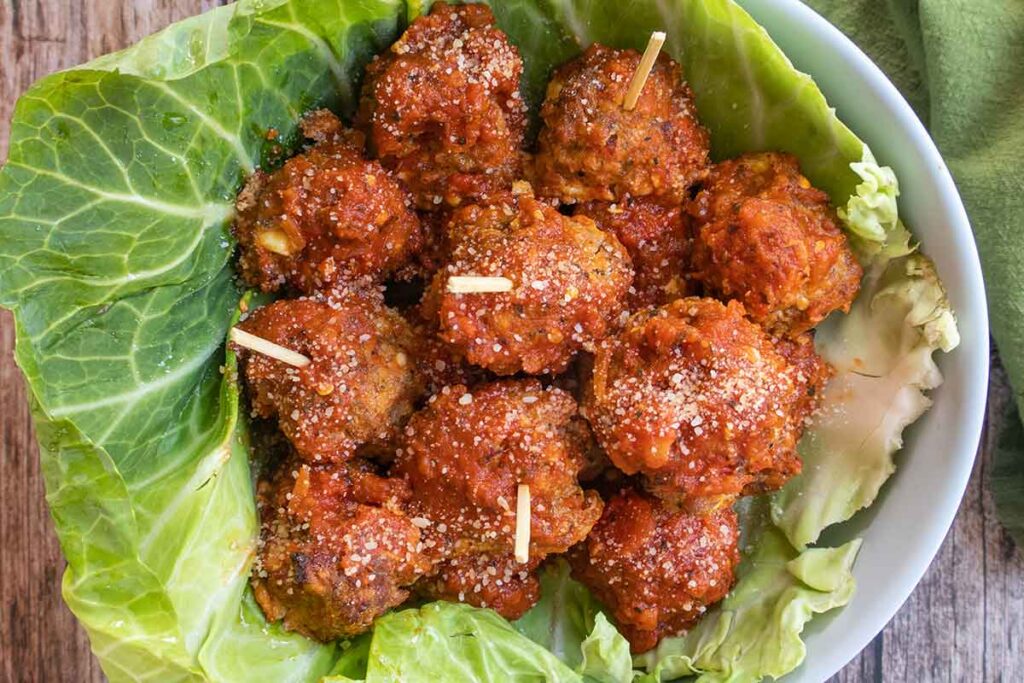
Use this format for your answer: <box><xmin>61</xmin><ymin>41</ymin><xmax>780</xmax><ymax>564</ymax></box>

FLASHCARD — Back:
<box><xmin>237</xmin><ymin>291</ymin><xmax>423</xmax><ymax>463</ymax></box>
<box><xmin>234</xmin><ymin>110</ymin><xmax>422</xmax><ymax>293</ymax></box>
<box><xmin>393</xmin><ymin>379</ymin><xmax>603</xmax><ymax>618</ymax></box>
<box><xmin>252</xmin><ymin>457</ymin><xmax>432</xmax><ymax>641</ymax></box>
<box><xmin>570</xmin><ymin>487</ymin><xmax>739</xmax><ymax>653</ymax></box>
<box><xmin>424</xmin><ymin>185</ymin><xmax>633</xmax><ymax>375</ymax></box>
<box><xmin>584</xmin><ymin>297</ymin><xmax>813</xmax><ymax>503</ymax></box>
<box><xmin>531</xmin><ymin>43</ymin><xmax>710</xmax><ymax>204</ymax></box>
<box><xmin>689</xmin><ymin>152</ymin><xmax>863</xmax><ymax>336</ymax></box>
<box><xmin>357</xmin><ymin>3</ymin><xmax>527</xmax><ymax>210</ymax></box>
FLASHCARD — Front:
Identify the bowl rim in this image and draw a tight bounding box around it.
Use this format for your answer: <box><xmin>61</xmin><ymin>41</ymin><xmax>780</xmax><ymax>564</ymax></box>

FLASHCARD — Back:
<box><xmin>738</xmin><ymin>0</ymin><xmax>990</xmax><ymax>679</ymax></box>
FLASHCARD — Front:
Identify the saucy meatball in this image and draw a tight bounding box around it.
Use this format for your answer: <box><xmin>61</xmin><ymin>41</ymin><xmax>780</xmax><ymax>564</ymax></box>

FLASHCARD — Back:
<box><xmin>578</xmin><ymin>197</ymin><xmax>694</xmax><ymax>309</ymax></box>
<box><xmin>689</xmin><ymin>152</ymin><xmax>862</xmax><ymax>336</ymax></box>
<box><xmin>234</xmin><ymin>110</ymin><xmax>422</xmax><ymax>293</ymax></box>
<box><xmin>357</xmin><ymin>2</ymin><xmax>526</xmax><ymax>210</ymax></box>
<box><xmin>583</xmin><ymin>297</ymin><xmax>808</xmax><ymax>503</ymax></box>
<box><xmin>424</xmin><ymin>185</ymin><xmax>632</xmax><ymax>375</ymax></box>
<box><xmin>393</xmin><ymin>380</ymin><xmax>602</xmax><ymax>617</ymax></box>
<box><xmin>416</xmin><ymin>551</ymin><xmax>542</xmax><ymax>620</ymax></box>
<box><xmin>773</xmin><ymin>332</ymin><xmax>832</xmax><ymax>420</ymax></box>
<box><xmin>252</xmin><ymin>457</ymin><xmax>432</xmax><ymax>641</ymax></box>
<box><xmin>394</xmin><ymin>379</ymin><xmax>603</xmax><ymax>561</ymax></box>
<box><xmin>410</xmin><ymin>327</ymin><xmax>489</xmax><ymax>396</ymax></box>
<box><xmin>569</xmin><ymin>487</ymin><xmax>739</xmax><ymax>653</ymax></box>
<box><xmin>236</xmin><ymin>290</ymin><xmax>423</xmax><ymax>462</ymax></box>
<box><xmin>393</xmin><ymin>210</ymin><xmax>452</xmax><ymax>283</ymax></box>
<box><xmin>531</xmin><ymin>43</ymin><xmax>710</xmax><ymax>204</ymax></box>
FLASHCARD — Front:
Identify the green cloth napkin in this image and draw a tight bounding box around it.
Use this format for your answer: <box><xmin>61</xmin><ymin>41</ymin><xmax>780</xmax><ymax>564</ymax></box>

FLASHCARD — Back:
<box><xmin>804</xmin><ymin>0</ymin><xmax>1024</xmax><ymax>544</ymax></box>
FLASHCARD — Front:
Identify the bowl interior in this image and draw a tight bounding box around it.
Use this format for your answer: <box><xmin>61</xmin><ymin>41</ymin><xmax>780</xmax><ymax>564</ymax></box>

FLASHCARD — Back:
<box><xmin>736</xmin><ymin>1</ymin><xmax>989</xmax><ymax>680</ymax></box>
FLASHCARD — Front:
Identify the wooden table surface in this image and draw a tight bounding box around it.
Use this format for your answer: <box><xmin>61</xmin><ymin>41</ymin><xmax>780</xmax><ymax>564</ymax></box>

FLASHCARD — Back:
<box><xmin>1</xmin><ymin>2</ymin><xmax>1022</xmax><ymax>681</ymax></box>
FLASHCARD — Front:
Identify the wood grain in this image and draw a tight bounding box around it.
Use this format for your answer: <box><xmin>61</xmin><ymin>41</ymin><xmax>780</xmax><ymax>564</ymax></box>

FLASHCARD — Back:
<box><xmin>1</xmin><ymin>3</ymin><xmax>1022</xmax><ymax>682</ymax></box>
<box><xmin>1</xmin><ymin>309</ymin><xmax>102</xmax><ymax>683</ymax></box>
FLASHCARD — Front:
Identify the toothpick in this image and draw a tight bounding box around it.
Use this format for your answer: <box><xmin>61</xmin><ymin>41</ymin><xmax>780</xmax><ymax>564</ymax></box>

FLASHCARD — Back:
<box><xmin>446</xmin><ymin>276</ymin><xmax>514</xmax><ymax>293</ymax></box>
<box><xmin>229</xmin><ymin>327</ymin><xmax>311</xmax><ymax>368</ymax></box>
<box><xmin>514</xmin><ymin>484</ymin><xmax>531</xmax><ymax>564</ymax></box>
<box><xmin>623</xmin><ymin>31</ymin><xmax>666</xmax><ymax>111</ymax></box>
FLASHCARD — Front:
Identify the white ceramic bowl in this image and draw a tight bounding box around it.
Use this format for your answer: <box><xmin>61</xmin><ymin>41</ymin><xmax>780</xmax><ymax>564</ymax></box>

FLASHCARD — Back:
<box><xmin>735</xmin><ymin>1</ymin><xmax>990</xmax><ymax>680</ymax></box>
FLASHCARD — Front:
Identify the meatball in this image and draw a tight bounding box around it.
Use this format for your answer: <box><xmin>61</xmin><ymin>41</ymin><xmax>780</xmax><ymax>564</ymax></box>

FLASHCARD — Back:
<box><xmin>583</xmin><ymin>297</ymin><xmax>807</xmax><ymax>503</ymax></box>
<box><xmin>234</xmin><ymin>110</ymin><xmax>422</xmax><ymax>293</ymax></box>
<box><xmin>410</xmin><ymin>327</ymin><xmax>489</xmax><ymax>396</ymax></box>
<box><xmin>530</xmin><ymin>43</ymin><xmax>710</xmax><ymax>204</ymax></box>
<box><xmin>423</xmin><ymin>185</ymin><xmax>633</xmax><ymax>375</ymax></box>
<box><xmin>394</xmin><ymin>379</ymin><xmax>603</xmax><ymax>561</ymax></box>
<box><xmin>393</xmin><ymin>210</ymin><xmax>452</xmax><ymax>283</ymax></box>
<box><xmin>356</xmin><ymin>2</ymin><xmax>526</xmax><ymax>210</ymax></box>
<box><xmin>578</xmin><ymin>197</ymin><xmax>694</xmax><ymax>309</ymax></box>
<box><xmin>416</xmin><ymin>551</ymin><xmax>541</xmax><ymax>620</ymax></box>
<box><xmin>773</xmin><ymin>332</ymin><xmax>832</xmax><ymax>421</ymax></box>
<box><xmin>388</xmin><ymin>292</ymin><xmax>490</xmax><ymax>397</ymax></box>
<box><xmin>569</xmin><ymin>487</ymin><xmax>739</xmax><ymax>653</ymax></box>
<box><xmin>252</xmin><ymin>457</ymin><xmax>432</xmax><ymax>641</ymax></box>
<box><xmin>688</xmin><ymin>152</ymin><xmax>863</xmax><ymax>336</ymax></box>
<box><xmin>236</xmin><ymin>290</ymin><xmax>423</xmax><ymax>462</ymax></box>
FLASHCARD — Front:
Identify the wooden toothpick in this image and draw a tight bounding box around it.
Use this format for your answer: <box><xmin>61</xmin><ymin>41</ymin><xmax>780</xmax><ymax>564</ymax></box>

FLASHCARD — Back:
<box><xmin>446</xmin><ymin>276</ymin><xmax>514</xmax><ymax>293</ymax></box>
<box><xmin>514</xmin><ymin>484</ymin><xmax>531</xmax><ymax>564</ymax></box>
<box><xmin>229</xmin><ymin>327</ymin><xmax>311</xmax><ymax>368</ymax></box>
<box><xmin>623</xmin><ymin>31</ymin><xmax>666</xmax><ymax>110</ymax></box>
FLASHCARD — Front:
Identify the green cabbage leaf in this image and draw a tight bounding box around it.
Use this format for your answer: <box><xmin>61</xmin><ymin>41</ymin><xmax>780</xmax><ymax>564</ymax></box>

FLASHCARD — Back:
<box><xmin>0</xmin><ymin>1</ymin><xmax>403</xmax><ymax>680</ymax></box>
<box><xmin>0</xmin><ymin>0</ymin><xmax>955</xmax><ymax>681</ymax></box>
<box><xmin>321</xmin><ymin>561</ymin><xmax>634</xmax><ymax>683</ymax></box>
<box><xmin>772</xmin><ymin>158</ymin><xmax>959</xmax><ymax>549</ymax></box>
<box><xmin>514</xmin><ymin>561</ymin><xmax>634</xmax><ymax>683</ymax></box>
<box><xmin>329</xmin><ymin>602</ymin><xmax>581</xmax><ymax>682</ymax></box>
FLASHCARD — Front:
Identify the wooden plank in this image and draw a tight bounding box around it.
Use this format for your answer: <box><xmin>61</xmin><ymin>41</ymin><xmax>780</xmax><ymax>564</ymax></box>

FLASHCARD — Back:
<box><xmin>878</xmin><ymin>417</ymin><xmax>986</xmax><ymax>680</ymax></box>
<box><xmin>0</xmin><ymin>0</ymin><xmax>107</xmax><ymax>675</ymax></box>
<box><xmin>980</xmin><ymin>361</ymin><xmax>1024</xmax><ymax>681</ymax></box>
<box><xmin>830</xmin><ymin>634</ymin><xmax>882</xmax><ymax>683</ymax></box>
<box><xmin>858</xmin><ymin>352</ymin><xmax>1024</xmax><ymax>683</ymax></box>
<box><xmin>0</xmin><ymin>310</ymin><xmax>103</xmax><ymax>683</ymax></box>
